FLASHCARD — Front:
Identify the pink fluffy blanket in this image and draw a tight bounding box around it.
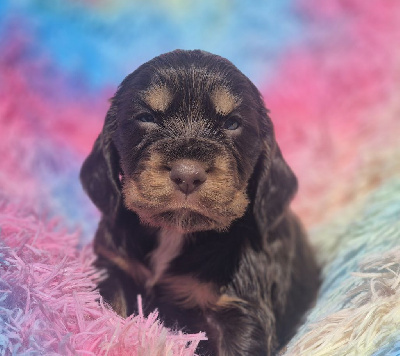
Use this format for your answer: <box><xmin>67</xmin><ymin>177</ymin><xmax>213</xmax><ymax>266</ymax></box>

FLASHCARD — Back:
<box><xmin>0</xmin><ymin>199</ymin><xmax>206</xmax><ymax>355</ymax></box>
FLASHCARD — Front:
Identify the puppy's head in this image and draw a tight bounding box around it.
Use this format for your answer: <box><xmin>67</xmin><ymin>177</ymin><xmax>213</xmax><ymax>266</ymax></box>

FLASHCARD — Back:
<box><xmin>81</xmin><ymin>50</ymin><xmax>297</xmax><ymax>234</ymax></box>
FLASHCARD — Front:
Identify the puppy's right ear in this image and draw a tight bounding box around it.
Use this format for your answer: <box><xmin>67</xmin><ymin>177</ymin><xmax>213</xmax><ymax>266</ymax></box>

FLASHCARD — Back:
<box><xmin>80</xmin><ymin>107</ymin><xmax>121</xmax><ymax>221</ymax></box>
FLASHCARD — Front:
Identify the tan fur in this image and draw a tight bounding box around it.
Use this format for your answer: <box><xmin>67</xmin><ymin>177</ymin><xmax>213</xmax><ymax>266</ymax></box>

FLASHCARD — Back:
<box><xmin>143</xmin><ymin>85</ymin><xmax>173</xmax><ymax>112</ymax></box>
<box><xmin>110</xmin><ymin>280</ymin><xmax>128</xmax><ymax>317</ymax></box>
<box><xmin>122</xmin><ymin>151</ymin><xmax>249</xmax><ymax>233</ymax></box>
<box><xmin>161</xmin><ymin>275</ymin><xmax>220</xmax><ymax>309</ymax></box>
<box><xmin>96</xmin><ymin>244</ymin><xmax>151</xmax><ymax>284</ymax></box>
<box><xmin>211</xmin><ymin>87</ymin><xmax>240</xmax><ymax>115</ymax></box>
<box><xmin>147</xmin><ymin>229</ymin><xmax>184</xmax><ymax>289</ymax></box>
<box><xmin>214</xmin><ymin>294</ymin><xmax>249</xmax><ymax>309</ymax></box>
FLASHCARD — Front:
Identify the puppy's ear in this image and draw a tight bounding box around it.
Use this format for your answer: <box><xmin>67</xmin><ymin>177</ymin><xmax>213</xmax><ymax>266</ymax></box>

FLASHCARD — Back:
<box><xmin>251</xmin><ymin>142</ymin><xmax>298</xmax><ymax>234</ymax></box>
<box><xmin>80</xmin><ymin>107</ymin><xmax>121</xmax><ymax>221</ymax></box>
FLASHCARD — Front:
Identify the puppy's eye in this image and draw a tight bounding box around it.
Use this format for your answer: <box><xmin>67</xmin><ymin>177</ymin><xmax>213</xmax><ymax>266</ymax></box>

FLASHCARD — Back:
<box><xmin>223</xmin><ymin>117</ymin><xmax>241</xmax><ymax>130</ymax></box>
<box><xmin>136</xmin><ymin>113</ymin><xmax>156</xmax><ymax>123</ymax></box>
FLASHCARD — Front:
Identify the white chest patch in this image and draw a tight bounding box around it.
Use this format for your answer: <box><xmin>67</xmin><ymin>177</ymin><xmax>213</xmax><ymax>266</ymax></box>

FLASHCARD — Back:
<box><xmin>147</xmin><ymin>230</ymin><xmax>185</xmax><ymax>288</ymax></box>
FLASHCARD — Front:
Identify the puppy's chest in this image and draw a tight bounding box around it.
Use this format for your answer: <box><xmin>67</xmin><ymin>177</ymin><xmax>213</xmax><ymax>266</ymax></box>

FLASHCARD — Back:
<box><xmin>146</xmin><ymin>230</ymin><xmax>185</xmax><ymax>287</ymax></box>
<box><xmin>145</xmin><ymin>230</ymin><xmax>226</xmax><ymax>311</ymax></box>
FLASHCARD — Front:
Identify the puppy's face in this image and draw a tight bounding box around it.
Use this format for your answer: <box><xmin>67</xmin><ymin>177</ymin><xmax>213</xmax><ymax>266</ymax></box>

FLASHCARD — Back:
<box><xmin>110</xmin><ymin>51</ymin><xmax>272</xmax><ymax>233</ymax></box>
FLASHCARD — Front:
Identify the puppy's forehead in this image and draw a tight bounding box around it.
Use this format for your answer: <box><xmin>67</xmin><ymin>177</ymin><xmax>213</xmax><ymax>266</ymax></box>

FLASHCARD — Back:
<box><xmin>143</xmin><ymin>83</ymin><xmax>240</xmax><ymax>116</ymax></box>
<box><xmin>142</xmin><ymin>84</ymin><xmax>173</xmax><ymax>112</ymax></box>
<box><xmin>138</xmin><ymin>63</ymin><xmax>243</xmax><ymax>116</ymax></box>
<box><xmin>211</xmin><ymin>87</ymin><xmax>241</xmax><ymax>115</ymax></box>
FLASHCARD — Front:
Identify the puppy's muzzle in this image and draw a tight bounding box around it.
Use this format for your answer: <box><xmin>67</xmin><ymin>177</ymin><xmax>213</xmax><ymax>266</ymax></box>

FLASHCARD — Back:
<box><xmin>169</xmin><ymin>160</ymin><xmax>207</xmax><ymax>195</ymax></box>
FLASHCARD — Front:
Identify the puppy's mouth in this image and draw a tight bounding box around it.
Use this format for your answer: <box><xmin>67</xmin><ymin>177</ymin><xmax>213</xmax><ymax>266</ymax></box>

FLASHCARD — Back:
<box><xmin>121</xmin><ymin>150</ymin><xmax>250</xmax><ymax>233</ymax></box>
<box><xmin>142</xmin><ymin>208</ymin><xmax>223</xmax><ymax>233</ymax></box>
<box><xmin>122</xmin><ymin>177</ymin><xmax>249</xmax><ymax>233</ymax></box>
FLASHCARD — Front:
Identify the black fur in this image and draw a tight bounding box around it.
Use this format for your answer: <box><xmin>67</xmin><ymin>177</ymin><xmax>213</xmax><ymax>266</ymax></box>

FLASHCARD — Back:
<box><xmin>80</xmin><ymin>50</ymin><xmax>319</xmax><ymax>355</ymax></box>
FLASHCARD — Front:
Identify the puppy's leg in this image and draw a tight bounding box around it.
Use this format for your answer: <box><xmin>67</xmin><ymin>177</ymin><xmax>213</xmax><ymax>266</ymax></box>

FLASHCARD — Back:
<box><xmin>95</xmin><ymin>269</ymin><xmax>127</xmax><ymax>317</ymax></box>
<box><xmin>206</xmin><ymin>296</ymin><xmax>277</xmax><ymax>356</ymax></box>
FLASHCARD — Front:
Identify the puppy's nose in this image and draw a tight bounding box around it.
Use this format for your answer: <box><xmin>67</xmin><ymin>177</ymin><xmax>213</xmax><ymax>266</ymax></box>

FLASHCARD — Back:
<box><xmin>169</xmin><ymin>160</ymin><xmax>207</xmax><ymax>195</ymax></box>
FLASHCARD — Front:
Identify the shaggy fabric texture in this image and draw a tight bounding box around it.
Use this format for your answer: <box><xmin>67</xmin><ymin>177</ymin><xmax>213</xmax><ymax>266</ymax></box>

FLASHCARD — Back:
<box><xmin>0</xmin><ymin>200</ymin><xmax>206</xmax><ymax>355</ymax></box>
<box><xmin>1</xmin><ymin>1</ymin><xmax>400</xmax><ymax>355</ymax></box>
<box><xmin>283</xmin><ymin>179</ymin><xmax>400</xmax><ymax>356</ymax></box>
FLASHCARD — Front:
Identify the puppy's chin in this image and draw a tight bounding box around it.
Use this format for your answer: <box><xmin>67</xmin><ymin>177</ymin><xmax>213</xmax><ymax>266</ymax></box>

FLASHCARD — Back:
<box><xmin>135</xmin><ymin>208</ymin><xmax>232</xmax><ymax>233</ymax></box>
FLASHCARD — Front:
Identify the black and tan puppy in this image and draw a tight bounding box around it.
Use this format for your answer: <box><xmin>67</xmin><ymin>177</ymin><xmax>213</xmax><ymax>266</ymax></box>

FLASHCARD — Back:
<box><xmin>80</xmin><ymin>50</ymin><xmax>319</xmax><ymax>356</ymax></box>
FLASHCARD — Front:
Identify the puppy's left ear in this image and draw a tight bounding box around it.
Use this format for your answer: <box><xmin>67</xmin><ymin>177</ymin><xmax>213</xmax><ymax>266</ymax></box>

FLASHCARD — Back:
<box><xmin>251</xmin><ymin>142</ymin><xmax>298</xmax><ymax>234</ymax></box>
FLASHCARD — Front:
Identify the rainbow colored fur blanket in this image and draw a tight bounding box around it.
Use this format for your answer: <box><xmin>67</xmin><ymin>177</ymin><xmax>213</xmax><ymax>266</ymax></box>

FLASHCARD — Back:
<box><xmin>1</xmin><ymin>1</ymin><xmax>400</xmax><ymax>355</ymax></box>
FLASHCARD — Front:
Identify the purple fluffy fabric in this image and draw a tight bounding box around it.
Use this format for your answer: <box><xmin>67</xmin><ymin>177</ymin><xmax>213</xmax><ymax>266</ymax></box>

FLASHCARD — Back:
<box><xmin>0</xmin><ymin>198</ymin><xmax>206</xmax><ymax>355</ymax></box>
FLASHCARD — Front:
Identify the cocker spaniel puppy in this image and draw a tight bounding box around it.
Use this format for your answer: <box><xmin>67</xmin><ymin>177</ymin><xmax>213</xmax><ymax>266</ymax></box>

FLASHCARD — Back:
<box><xmin>80</xmin><ymin>50</ymin><xmax>319</xmax><ymax>356</ymax></box>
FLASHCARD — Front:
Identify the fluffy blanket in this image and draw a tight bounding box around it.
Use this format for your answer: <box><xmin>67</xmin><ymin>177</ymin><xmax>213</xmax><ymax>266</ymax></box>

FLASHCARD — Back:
<box><xmin>1</xmin><ymin>1</ymin><xmax>399</xmax><ymax>355</ymax></box>
<box><xmin>0</xmin><ymin>200</ymin><xmax>205</xmax><ymax>355</ymax></box>
<box><xmin>284</xmin><ymin>179</ymin><xmax>400</xmax><ymax>356</ymax></box>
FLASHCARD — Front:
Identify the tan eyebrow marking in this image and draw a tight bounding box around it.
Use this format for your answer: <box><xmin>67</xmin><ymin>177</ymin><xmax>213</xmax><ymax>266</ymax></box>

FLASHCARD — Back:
<box><xmin>211</xmin><ymin>87</ymin><xmax>241</xmax><ymax>115</ymax></box>
<box><xmin>143</xmin><ymin>85</ymin><xmax>173</xmax><ymax>112</ymax></box>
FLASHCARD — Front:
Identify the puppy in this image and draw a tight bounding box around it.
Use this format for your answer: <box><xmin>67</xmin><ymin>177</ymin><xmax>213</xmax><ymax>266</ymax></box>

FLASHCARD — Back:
<box><xmin>80</xmin><ymin>50</ymin><xmax>319</xmax><ymax>356</ymax></box>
